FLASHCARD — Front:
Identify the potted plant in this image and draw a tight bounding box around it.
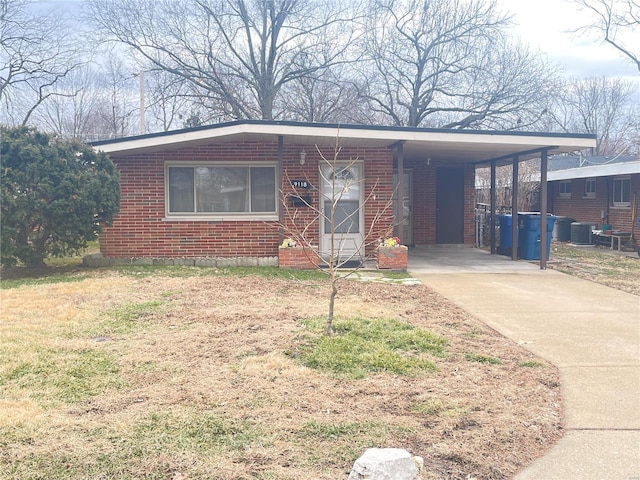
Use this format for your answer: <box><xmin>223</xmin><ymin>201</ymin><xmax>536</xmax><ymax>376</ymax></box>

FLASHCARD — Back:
<box><xmin>278</xmin><ymin>238</ymin><xmax>319</xmax><ymax>269</ymax></box>
<box><xmin>376</xmin><ymin>237</ymin><xmax>408</xmax><ymax>270</ymax></box>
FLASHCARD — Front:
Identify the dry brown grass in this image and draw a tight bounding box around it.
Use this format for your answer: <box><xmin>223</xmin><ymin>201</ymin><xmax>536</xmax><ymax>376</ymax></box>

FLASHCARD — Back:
<box><xmin>0</xmin><ymin>270</ymin><xmax>562</xmax><ymax>479</ymax></box>
<box><xmin>549</xmin><ymin>242</ymin><xmax>640</xmax><ymax>296</ymax></box>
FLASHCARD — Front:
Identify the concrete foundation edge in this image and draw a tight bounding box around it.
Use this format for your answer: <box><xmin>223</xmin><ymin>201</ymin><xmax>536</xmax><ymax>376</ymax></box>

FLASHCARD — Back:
<box><xmin>82</xmin><ymin>253</ymin><xmax>278</xmax><ymax>268</ymax></box>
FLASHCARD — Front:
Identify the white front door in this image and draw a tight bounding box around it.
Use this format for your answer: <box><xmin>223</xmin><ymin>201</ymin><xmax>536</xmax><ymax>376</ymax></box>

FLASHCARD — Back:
<box><xmin>319</xmin><ymin>163</ymin><xmax>364</xmax><ymax>261</ymax></box>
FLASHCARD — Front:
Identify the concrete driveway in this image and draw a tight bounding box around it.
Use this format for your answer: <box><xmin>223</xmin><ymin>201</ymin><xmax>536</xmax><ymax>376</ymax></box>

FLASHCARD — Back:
<box><xmin>408</xmin><ymin>248</ymin><xmax>640</xmax><ymax>479</ymax></box>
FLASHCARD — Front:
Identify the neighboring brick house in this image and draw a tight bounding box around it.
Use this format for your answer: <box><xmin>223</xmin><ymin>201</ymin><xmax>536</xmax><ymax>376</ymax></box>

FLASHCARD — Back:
<box><xmin>90</xmin><ymin>120</ymin><xmax>594</xmax><ymax>266</ymax></box>
<box><xmin>548</xmin><ymin>155</ymin><xmax>640</xmax><ymax>232</ymax></box>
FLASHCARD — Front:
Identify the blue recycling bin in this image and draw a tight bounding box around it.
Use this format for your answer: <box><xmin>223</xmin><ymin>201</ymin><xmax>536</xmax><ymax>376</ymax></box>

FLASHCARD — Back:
<box><xmin>518</xmin><ymin>213</ymin><xmax>556</xmax><ymax>260</ymax></box>
<box><xmin>498</xmin><ymin>214</ymin><xmax>517</xmax><ymax>255</ymax></box>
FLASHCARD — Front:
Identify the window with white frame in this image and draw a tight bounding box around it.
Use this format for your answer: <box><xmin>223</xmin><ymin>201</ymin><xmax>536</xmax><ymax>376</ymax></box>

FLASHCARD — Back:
<box><xmin>166</xmin><ymin>163</ymin><xmax>277</xmax><ymax>217</ymax></box>
<box><xmin>558</xmin><ymin>181</ymin><xmax>571</xmax><ymax>198</ymax></box>
<box><xmin>584</xmin><ymin>178</ymin><xmax>596</xmax><ymax>198</ymax></box>
<box><xmin>612</xmin><ymin>176</ymin><xmax>630</xmax><ymax>206</ymax></box>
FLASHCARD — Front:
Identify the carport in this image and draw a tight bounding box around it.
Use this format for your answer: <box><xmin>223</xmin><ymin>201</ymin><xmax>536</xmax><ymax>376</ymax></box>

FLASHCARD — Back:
<box><xmin>387</xmin><ymin>128</ymin><xmax>597</xmax><ymax>269</ymax></box>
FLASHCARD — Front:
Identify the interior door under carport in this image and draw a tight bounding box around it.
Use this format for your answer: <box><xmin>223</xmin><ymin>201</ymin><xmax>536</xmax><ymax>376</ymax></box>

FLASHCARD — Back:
<box><xmin>436</xmin><ymin>167</ymin><xmax>464</xmax><ymax>244</ymax></box>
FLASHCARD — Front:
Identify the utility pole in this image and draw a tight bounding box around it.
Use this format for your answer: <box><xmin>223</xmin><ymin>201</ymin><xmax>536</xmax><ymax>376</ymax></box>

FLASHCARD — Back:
<box><xmin>138</xmin><ymin>71</ymin><xmax>145</xmax><ymax>135</ymax></box>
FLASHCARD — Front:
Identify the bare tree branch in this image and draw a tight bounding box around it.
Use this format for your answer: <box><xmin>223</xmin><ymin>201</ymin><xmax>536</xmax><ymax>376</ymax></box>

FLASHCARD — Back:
<box><xmin>1</xmin><ymin>0</ymin><xmax>85</xmax><ymax>125</ymax></box>
<box><xmin>572</xmin><ymin>0</ymin><xmax>640</xmax><ymax>73</ymax></box>
<box><xmin>356</xmin><ymin>0</ymin><xmax>558</xmax><ymax>129</ymax></box>
<box><xmin>85</xmin><ymin>0</ymin><xmax>363</xmax><ymax>121</ymax></box>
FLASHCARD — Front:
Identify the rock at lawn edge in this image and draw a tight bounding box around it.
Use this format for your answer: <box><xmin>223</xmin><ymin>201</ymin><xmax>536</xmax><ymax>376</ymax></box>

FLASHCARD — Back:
<box><xmin>347</xmin><ymin>448</ymin><xmax>424</xmax><ymax>480</ymax></box>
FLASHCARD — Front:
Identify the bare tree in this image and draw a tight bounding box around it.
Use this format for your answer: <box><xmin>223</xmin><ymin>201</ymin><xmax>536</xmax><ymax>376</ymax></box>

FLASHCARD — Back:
<box><xmin>143</xmin><ymin>69</ymin><xmax>194</xmax><ymax>132</ymax></box>
<box><xmin>278</xmin><ymin>65</ymin><xmax>371</xmax><ymax>124</ymax></box>
<box><xmin>87</xmin><ymin>53</ymin><xmax>139</xmax><ymax>139</ymax></box>
<box><xmin>86</xmin><ymin>0</ymin><xmax>362</xmax><ymax>121</ymax></box>
<box><xmin>546</xmin><ymin>76</ymin><xmax>637</xmax><ymax>155</ymax></box>
<box><xmin>573</xmin><ymin>0</ymin><xmax>640</xmax><ymax>73</ymax></box>
<box><xmin>476</xmin><ymin>160</ymin><xmax>540</xmax><ymax>212</ymax></box>
<box><xmin>0</xmin><ymin>0</ymin><xmax>83</xmax><ymax>125</ymax></box>
<box><xmin>356</xmin><ymin>0</ymin><xmax>557</xmax><ymax>129</ymax></box>
<box><xmin>280</xmin><ymin>141</ymin><xmax>393</xmax><ymax>335</ymax></box>
<box><xmin>31</xmin><ymin>67</ymin><xmax>105</xmax><ymax>139</ymax></box>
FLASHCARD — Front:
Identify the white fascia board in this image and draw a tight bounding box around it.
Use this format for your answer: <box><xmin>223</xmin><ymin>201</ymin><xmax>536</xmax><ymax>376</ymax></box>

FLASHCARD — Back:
<box><xmin>548</xmin><ymin>162</ymin><xmax>640</xmax><ymax>181</ymax></box>
<box><xmin>93</xmin><ymin>122</ymin><xmax>597</xmax><ymax>155</ymax></box>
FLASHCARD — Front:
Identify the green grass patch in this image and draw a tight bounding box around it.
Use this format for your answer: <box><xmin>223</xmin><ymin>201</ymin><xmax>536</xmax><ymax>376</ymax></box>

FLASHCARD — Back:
<box><xmin>518</xmin><ymin>360</ymin><xmax>545</xmax><ymax>368</ymax></box>
<box><xmin>132</xmin><ymin>409</ymin><xmax>263</xmax><ymax>453</ymax></box>
<box><xmin>113</xmin><ymin>264</ymin><xmax>329</xmax><ymax>282</ymax></box>
<box><xmin>465</xmin><ymin>352</ymin><xmax>502</xmax><ymax>365</ymax></box>
<box><xmin>0</xmin><ymin>347</ymin><xmax>127</xmax><ymax>406</ymax></box>
<box><xmin>0</xmin><ymin>409</ymin><xmax>264</xmax><ymax>479</ymax></box>
<box><xmin>380</xmin><ymin>271</ymin><xmax>412</xmax><ymax>279</ymax></box>
<box><xmin>299</xmin><ymin>420</ymin><xmax>392</xmax><ymax>440</ymax></box>
<box><xmin>412</xmin><ymin>399</ymin><xmax>471</xmax><ymax>417</ymax></box>
<box><xmin>0</xmin><ymin>271</ymin><xmax>89</xmax><ymax>289</ymax></box>
<box><xmin>292</xmin><ymin>317</ymin><xmax>447</xmax><ymax>378</ymax></box>
<box><xmin>85</xmin><ymin>300</ymin><xmax>167</xmax><ymax>337</ymax></box>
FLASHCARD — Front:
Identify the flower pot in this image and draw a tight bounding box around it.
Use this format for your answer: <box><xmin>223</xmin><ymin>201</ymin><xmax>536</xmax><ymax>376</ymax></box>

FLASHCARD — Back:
<box><xmin>376</xmin><ymin>245</ymin><xmax>408</xmax><ymax>271</ymax></box>
<box><xmin>278</xmin><ymin>246</ymin><xmax>318</xmax><ymax>269</ymax></box>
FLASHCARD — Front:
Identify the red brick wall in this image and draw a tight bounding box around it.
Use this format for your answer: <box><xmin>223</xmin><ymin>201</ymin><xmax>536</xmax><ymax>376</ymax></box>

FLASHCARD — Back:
<box><xmin>463</xmin><ymin>165</ymin><xmax>476</xmax><ymax>245</ymax></box>
<box><xmin>550</xmin><ymin>174</ymin><xmax>639</xmax><ymax>232</ymax></box>
<box><xmin>100</xmin><ymin>141</ymin><xmax>394</xmax><ymax>258</ymax></box>
<box><xmin>406</xmin><ymin>161</ymin><xmax>475</xmax><ymax>245</ymax></box>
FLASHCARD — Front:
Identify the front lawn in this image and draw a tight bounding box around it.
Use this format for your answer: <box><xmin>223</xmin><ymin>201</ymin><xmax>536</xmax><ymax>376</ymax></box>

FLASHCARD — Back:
<box><xmin>0</xmin><ymin>267</ymin><xmax>561</xmax><ymax>479</ymax></box>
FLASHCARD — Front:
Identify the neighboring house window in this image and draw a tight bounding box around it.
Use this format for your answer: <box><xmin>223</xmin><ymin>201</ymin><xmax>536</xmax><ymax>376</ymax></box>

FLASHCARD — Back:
<box><xmin>584</xmin><ymin>178</ymin><xmax>596</xmax><ymax>198</ymax></box>
<box><xmin>166</xmin><ymin>163</ymin><xmax>277</xmax><ymax>217</ymax></box>
<box><xmin>558</xmin><ymin>181</ymin><xmax>571</xmax><ymax>198</ymax></box>
<box><xmin>612</xmin><ymin>176</ymin><xmax>630</xmax><ymax>206</ymax></box>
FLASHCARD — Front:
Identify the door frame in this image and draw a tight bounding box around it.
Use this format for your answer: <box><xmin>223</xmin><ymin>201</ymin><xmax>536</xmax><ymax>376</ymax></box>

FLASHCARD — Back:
<box><xmin>319</xmin><ymin>161</ymin><xmax>365</xmax><ymax>260</ymax></box>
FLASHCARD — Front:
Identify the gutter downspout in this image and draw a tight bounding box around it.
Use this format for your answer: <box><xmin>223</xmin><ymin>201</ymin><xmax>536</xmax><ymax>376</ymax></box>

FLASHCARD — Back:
<box><xmin>278</xmin><ymin>135</ymin><xmax>284</xmax><ymax>242</ymax></box>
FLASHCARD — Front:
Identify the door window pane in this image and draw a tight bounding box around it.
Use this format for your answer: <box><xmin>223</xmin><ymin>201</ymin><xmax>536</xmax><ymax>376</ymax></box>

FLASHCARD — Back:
<box><xmin>324</xmin><ymin>200</ymin><xmax>360</xmax><ymax>234</ymax></box>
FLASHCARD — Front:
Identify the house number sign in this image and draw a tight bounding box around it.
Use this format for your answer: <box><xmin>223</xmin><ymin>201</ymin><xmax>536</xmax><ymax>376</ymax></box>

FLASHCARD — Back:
<box><xmin>291</xmin><ymin>180</ymin><xmax>310</xmax><ymax>189</ymax></box>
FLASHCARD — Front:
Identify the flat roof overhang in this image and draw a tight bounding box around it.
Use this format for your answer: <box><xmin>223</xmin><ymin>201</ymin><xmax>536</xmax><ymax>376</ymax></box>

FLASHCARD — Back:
<box><xmin>91</xmin><ymin>120</ymin><xmax>597</xmax><ymax>164</ymax></box>
<box><xmin>548</xmin><ymin>161</ymin><xmax>640</xmax><ymax>181</ymax></box>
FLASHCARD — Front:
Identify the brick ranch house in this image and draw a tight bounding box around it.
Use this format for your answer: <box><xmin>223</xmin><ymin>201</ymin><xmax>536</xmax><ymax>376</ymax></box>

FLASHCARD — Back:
<box><xmin>89</xmin><ymin>120</ymin><xmax>595</xmax><ymax>268</ymax></box>
<box><xmin>548</xmin><ymin>155</ymin><xmax>640</xmax><ymax>232</ymax></box>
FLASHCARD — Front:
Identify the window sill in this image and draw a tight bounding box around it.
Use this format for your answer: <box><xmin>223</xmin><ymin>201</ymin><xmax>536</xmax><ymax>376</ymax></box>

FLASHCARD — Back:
<box><xmin>611</xmin><ymin>205</ymin><xmax>630</xmax><ymax>209</ymax></box>
<box><xmin>163</xmin><ymin>214</ymin><xmax>279</xmax><ymax>222</ymax></box>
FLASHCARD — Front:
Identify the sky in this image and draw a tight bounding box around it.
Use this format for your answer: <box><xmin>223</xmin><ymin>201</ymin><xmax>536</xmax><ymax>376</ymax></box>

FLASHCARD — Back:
<box><xmin>39</xmin><ymin>0</ymin><xmax>639</xmax><ymax>82</ymax></box>
<box><xmin>499</xmin><ymin>0</ymin><xmax>639</xmax><ymax>80</ymax></box>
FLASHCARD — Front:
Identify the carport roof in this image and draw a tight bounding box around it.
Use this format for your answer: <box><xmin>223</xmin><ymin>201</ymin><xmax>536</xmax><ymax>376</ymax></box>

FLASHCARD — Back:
<box><xmin>92</xmin><ymin>120</ymin><xmax>596</xmax><ymax>165</ymax></box>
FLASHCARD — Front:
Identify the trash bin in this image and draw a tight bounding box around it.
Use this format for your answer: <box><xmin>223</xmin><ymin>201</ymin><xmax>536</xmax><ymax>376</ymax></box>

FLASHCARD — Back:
<box><xmin>554</xmin><ymin>216</ymin><xmax>574</xmax><ymax>242</ymax></box>
<box><xmin>497</xmin><ymin>214</ymin><xmax>517</xmax><ymax>256</ymax></box>
<box><xmin>517</xmin><ymin>212</ymin><xmax>556</xmax><ymax>260</ymax></box>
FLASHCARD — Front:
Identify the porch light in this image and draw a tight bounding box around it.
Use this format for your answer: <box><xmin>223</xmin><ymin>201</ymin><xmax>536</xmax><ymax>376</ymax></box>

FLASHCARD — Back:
<box><xmin>299</xmin><ymin>149</ymin><xmax>306</xmax><ymax>165</ymax></box>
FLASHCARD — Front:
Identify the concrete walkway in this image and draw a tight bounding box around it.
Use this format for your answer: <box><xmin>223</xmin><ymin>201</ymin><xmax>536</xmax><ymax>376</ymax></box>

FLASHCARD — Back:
<box><xmin>409</xmin><ymin>252</ymin><xmax>640</xmax><ymax>479</ymax></box>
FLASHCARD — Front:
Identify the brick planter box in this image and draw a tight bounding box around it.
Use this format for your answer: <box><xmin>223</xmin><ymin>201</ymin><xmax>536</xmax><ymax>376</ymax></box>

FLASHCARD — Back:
<box><xmin>376</xmin><ymin>246</ymin><xmax>408</xmax><ymax>271</ymax></box>
<box><xmin>278</xmin><ymin>246</ymin><xmax>319</xmax><ymax>269</ymax></box>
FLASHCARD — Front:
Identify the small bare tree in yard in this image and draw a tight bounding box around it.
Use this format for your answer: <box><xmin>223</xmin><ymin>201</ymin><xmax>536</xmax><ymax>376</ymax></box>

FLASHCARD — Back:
<box><xmin>280</xmin><ymin>141</ymin><xmax>394</xmax><ymax>335</ymax></box>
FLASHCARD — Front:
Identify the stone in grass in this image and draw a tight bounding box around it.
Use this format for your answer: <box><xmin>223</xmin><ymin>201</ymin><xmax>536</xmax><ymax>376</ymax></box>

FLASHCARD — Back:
<box><xmin>348</xmin><ymin>448</ymin><xmax>424</xmax><ymax>480</ymax></box>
